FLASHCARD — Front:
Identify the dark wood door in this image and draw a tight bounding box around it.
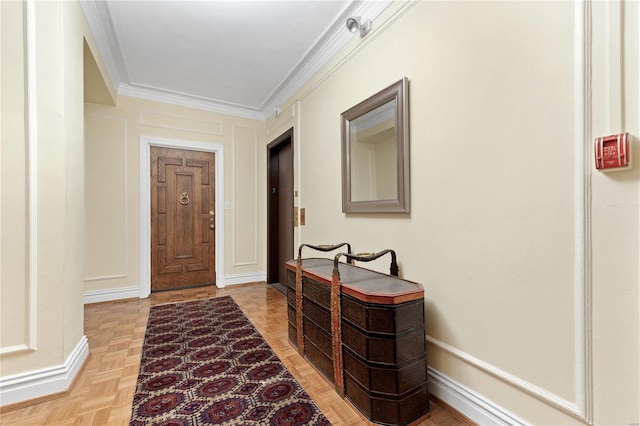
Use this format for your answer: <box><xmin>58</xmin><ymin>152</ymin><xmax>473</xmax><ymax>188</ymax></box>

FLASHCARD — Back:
<box><xmin>151</xmin><ymin>147</ymin><xmax>216</xmax><ymax>291</ymax></box>
<box><xmin>267</xmin><ymin>129</ymin><xmax>294</xmax><ymax>286</ymax></box>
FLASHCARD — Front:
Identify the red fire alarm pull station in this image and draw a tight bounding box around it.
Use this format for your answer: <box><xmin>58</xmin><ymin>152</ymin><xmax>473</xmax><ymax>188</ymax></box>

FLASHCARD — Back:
<box><xmin>594</xmin><ymin>132</ymin><xmax>631</xmax><ymax>171</ymax></box>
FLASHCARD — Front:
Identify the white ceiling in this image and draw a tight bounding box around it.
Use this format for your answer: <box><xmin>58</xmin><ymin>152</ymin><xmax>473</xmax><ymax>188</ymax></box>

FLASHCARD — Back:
<box><xmin>83</xmin><ymin>0</ymin><xmax>392</xmax><ymax>119</ymax></box>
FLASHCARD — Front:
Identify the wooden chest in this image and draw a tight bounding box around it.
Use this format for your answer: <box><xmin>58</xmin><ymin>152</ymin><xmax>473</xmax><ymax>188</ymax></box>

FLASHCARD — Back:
<box><xmin>286</xmin><ymin>258</ymin><xmax>429</xmax><ymax>425</ymax></box>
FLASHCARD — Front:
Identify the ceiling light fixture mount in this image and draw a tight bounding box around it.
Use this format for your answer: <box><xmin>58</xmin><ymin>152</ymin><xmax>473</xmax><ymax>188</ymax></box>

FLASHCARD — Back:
<box><xmin>346</xmin><ymin>16</ymin><xmax>371</xmax><ymax>38</ymax></box>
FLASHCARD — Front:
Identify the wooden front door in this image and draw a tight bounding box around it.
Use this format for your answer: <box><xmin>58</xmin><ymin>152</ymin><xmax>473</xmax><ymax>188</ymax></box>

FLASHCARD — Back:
<box><xmin>151</xmin><ymin>147</ymin><xmax>216</xmax><ymax>291</ymax></box>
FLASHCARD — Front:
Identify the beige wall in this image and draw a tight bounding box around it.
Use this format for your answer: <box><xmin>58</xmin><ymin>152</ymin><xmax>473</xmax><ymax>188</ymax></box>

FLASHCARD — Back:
<box><xmin>267</xmin><ymin>1</ymin><xmax>639</xmax><ymax>424</ymax></box>
<box><xmin>84</xmin><ymin>96</ymin><xmax>266</xmax><ymax>294</ymax></box>
<box><xmin>1</xmin><ymin>0</ymin><xmax>87</xmax><ymax>380</ymax></box>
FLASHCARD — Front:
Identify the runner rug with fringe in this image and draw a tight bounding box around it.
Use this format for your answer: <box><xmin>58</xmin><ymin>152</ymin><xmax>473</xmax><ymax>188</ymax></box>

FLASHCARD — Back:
<box><xmin>130</xmin><ymin>296</ymin><xmax>330</xmax><ymax>425</ymax></box>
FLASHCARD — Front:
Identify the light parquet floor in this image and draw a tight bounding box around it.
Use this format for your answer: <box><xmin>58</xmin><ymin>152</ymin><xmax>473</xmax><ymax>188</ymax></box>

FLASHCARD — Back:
<box><xmin>0</xmin><ymin>282</ymin><xmax>475</xmax><ymax>426</ymax></box>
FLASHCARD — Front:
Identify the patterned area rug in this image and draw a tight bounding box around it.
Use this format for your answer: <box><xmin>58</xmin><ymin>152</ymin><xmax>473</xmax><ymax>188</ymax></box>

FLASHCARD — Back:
<box><xmin>130</xmin><ymin>296</ymin><xmax>330</xmax><ymax>425</ymax></box>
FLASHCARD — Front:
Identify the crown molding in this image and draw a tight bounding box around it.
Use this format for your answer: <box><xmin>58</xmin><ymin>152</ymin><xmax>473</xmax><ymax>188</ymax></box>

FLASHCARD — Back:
<box><xmin>119</xmin><ymin>84</ymin><xmax>265</xmax><ymax>121</ymax></box>
<box><xmin>81</xmin><ymin>0</ymin><xmax>392</xmax><ymax>121</ymax></box>
<box><xmin>79</xmin><ymin>0</ymin><xmax>127</xmax><ymax>90</ymax></box>
<box><xmin>261</xmin><ymin>0</ymin><xmax>393</xmax><ymax>118</ymax></box>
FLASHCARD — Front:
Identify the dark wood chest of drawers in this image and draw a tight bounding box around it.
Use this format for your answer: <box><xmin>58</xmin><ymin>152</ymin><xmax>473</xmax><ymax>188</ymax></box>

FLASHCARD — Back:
<box><xmin>286</xmin><ymin>258</ymin><xmax>429</xmax><ymax>425</ymax></box>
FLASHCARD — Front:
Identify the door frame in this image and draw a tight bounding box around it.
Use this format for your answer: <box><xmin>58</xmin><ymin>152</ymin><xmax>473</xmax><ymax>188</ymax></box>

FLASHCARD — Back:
<box><xmin>139</xmin><ymin>135</ymin><xmax>225</xmax><ymax>298</ymax></box>
<box><xmin>267</xmin><ymin>128</ymin><xmax>294</xmax><ymax>285</ymax></box>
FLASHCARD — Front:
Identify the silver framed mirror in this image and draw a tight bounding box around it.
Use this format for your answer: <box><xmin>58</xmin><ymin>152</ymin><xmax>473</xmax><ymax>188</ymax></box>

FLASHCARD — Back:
<box><xmin>341</xmin><ymin>77</ymin><xmax>409</xmax><ymax>213</ymax></box>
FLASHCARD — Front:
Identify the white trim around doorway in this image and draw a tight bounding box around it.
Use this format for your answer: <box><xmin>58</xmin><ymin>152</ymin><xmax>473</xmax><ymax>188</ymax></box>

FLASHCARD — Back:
<box><xmin>139</xmin><ymin>136</ymin><xmax>225</xmax><ymax>298</ymax></box>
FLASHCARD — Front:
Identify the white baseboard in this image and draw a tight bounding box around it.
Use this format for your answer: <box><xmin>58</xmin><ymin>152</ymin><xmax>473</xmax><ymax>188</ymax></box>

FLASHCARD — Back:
<box><xmin>428</xmin><ymin>367</ymin><xmax>528</xmax><ymax>426</ymax></box>
<box><xmin>84</xmin><ymin>286</ymin><xmax>139</xmax><ymax>304</ymax></box>
<box><xmin>83</xmin><ymin>273</ymin><xmax>267</xmax><ymax>303</ymax></box>
<box><xmin>223</xmin><ymin>272</ymin><xmax>267</xmax><ymax>286</ymax></box>
<box><xmin>0</xmin><ymin>336</ymin><xmax>89</xmax><ymax>406</ymax></box>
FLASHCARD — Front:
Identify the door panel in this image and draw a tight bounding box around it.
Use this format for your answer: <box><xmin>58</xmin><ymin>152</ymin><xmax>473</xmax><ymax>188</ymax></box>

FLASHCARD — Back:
<box><xmin>277</xmin><ymin>142</ymin><xmax>293</xmax><ymax>285</ymax></box>
<box><xmin>268</xmin><ymin>151</ymin><xmax>280</xmax><ymax>284</ymax></box>
<box><xmin>151</xmin><ymin>147</ymin><xmax>215</xmax><ymax>291</ymax></box>
<box><xmin>267</xmin><ymin>129</ymin><xmax>294</xmax><ymax>286</ymax></box>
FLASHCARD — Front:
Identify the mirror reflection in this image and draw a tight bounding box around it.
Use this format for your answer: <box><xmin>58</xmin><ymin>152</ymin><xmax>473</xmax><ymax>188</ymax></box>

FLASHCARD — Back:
<box><xmin>349</xmin><ymin>99</ymin><xmax>397</xmax><ymax>202</ymax></box>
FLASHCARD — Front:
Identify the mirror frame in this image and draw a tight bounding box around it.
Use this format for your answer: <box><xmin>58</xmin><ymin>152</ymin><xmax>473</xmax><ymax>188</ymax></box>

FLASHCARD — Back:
<box><xmin>341</xmin><ymin>77</ymin><xmax>410</xmax><ymax>213</ymax></box>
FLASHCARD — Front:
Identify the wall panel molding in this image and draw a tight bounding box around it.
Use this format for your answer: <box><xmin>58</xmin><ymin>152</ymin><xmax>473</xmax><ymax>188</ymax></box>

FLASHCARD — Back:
<box><xmin>573</xmin><ymin>0</ymin><xmax>593</xmax><ymax>421</ymax></box>
<box><xmin>231</xmin><ymin>125</ymin><xmax>258</xmax><ymax>267</ymax></box>
<box><xmin>427</xmin><ymin>2</ymin><xmax>593</xmax><ymax>423</ymax></box>
<box><xmin>84</xmin><ymin>115</ymin><xmax>128</xmax><ymax>282</ymax></box>
<box><xmin>1</xmin><ymin>0</ymin><xmax>37</xmax><ymax>356</ymax></box>
<box><xmin>0</xmin><ymin>344</ymin><xmax>31</xmax><ymax>356</ymax></box>
<box><xmin>25</xmin><ymin>0</ymin><xmax>38</xmax><ymax>352</ymax></box>
<box><xmin>138</xmin><ymin>109</ymin><xmax>224</xmax><ymax>136</ymax></box>
<box><xmin>427</xmin><ymin>336</ymin><xmax>584</xmax><ymax>420</ymax></box>
<box><xmin>84</xmin><ymin>274</ymin><xmax>127</xmax><ymax>282</ymax></box>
